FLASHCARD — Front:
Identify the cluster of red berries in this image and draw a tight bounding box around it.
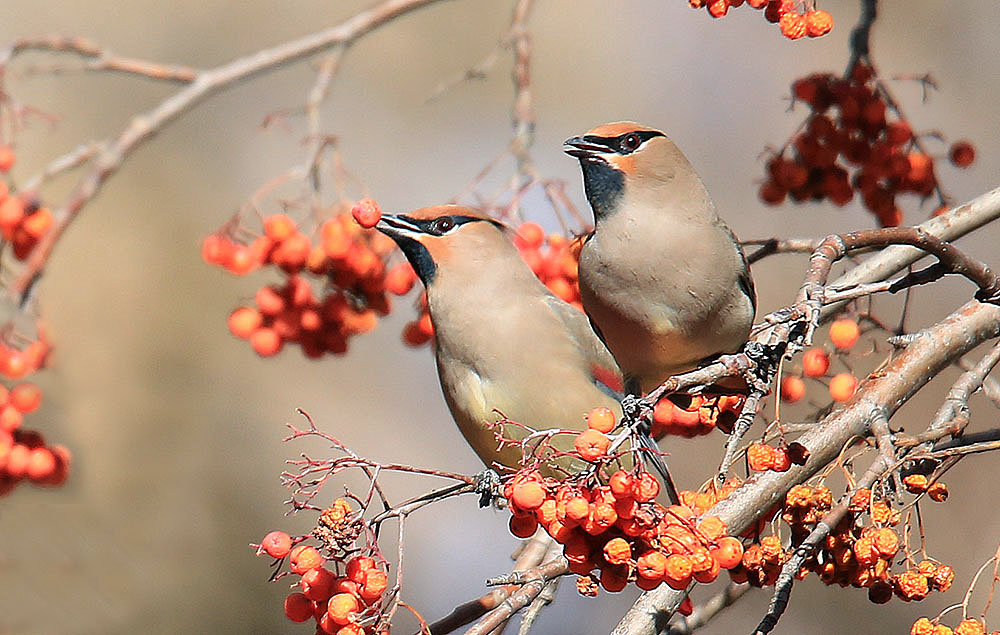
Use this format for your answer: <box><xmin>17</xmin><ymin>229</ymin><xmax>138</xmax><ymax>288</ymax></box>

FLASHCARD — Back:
<box><xmin>1</xmin><ymin>145</ymin><xmax>55</xmax><ymax>260</ymax></box>
<box><xmin>776</xmin><ymin>485</ymin><xmax>953</xmax><ymax>603</ymax></box>
<box><xmin>257</xmin><ymin>499</ymin><xmax>391</xmax><ymax>634</ymax></box>
<box><xmin>780</xmin><ymin>318</ymin><xmax>861</xmax><ymax>405</ymax></box>
<box><xmin>514</xmin><ymin>222</ymin><xmax>584</xmax><ymax>311</ymax></box>
<box><xmin>0</xmin><ymin>381</ymin><xmax>70</xmax><ymax>495</ymax></box>
<box><xmin>761</xmin><ymin>63</ymin><xmax>976</xmax><ymax>226</ymax></box>
<box><xmin>687</xmin><ymin>0</ymin><xmax>833</xmax><ymax>40</ymax></box>
<box><xmin>651</xmin><ymin>393</ymin><xmax>745</xmax><ymax>438</ymax></box>
<box><xmin>504</xmin><ymin>408</ymin><xmax>745</xmax><ymax>599</ymax></box>
<box><xmin>912</xmin><ymin>617</ymin><xmax>993</xmax><ymax>635</ymax></box>
<box><xmin>204</xmin><ymin>199</ymin><xmax>421</xmax><ymax>358</ymax></box>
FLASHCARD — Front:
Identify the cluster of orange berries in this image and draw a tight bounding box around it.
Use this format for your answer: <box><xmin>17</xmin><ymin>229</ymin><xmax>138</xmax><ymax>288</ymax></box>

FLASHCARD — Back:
<box><xmin>780</xmin><ymin>318</ymin><xmax>861</xmax><ymax>405</ymax></box>
<box><xmin>0</xmin><ymin>381</ymin><xmax>70</xmax><ymax>496</ymax></box>
<box><xmin>761</xmin><ymin>63</ymin><xmax>976</xmax><ymax>226</ymax></box>
<box><xmin>686</xmin><ymin>0</ymin><xmax>833</xmax><ymax>40</ymax></box>
<box><xmin>257</xmin><ymin>499</ymin><xmax>390</xmax><ymax>634</ymax></box>
<box><xmin>746</xmin><ymin>440</ymin><xmax>810</xmax><ymax>472</ymax></box>
<box><xmin>1</xmin><ymin>145</ymin><xmax>55</xmax><ymax>260</ymax></box>
<box><xmin>912</xmin><ymin>617</ymin><xmax>993</xmax><ymax>635</ymax></box>
<box><xmin>204</xmin><ymin>199</ymin><xmax>421</xmax><ymax>358</ymax></box>
<box><xmin>651</xmin><ymin>393</ymin><xmax>745</xmax><ymax>438</ymax></box>
<box><xmin>774</xmin><ymin>484</ymin><xmax>954</xmax><ymax>603</ymax></box>
<box><xmin>504</xmin><ymin>408</ymin><xmax>745</xmax><ymax>598</ymax></box>
<box><xmin>514</xmin><ymin>222</ymin><xmax>584</xmax><ymax>311</ymax></box>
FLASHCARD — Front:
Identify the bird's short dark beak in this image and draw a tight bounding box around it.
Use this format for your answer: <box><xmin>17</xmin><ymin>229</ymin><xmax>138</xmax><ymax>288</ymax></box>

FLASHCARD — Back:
<box><xmin>375</xmin><ymin>214</ymin><xmax>420</xmax><ymax>239</ymax></box>
<box><xmin>563</xmin><ymin>136</ymin><xmax>609</xmax><ymax>159</ymax></box>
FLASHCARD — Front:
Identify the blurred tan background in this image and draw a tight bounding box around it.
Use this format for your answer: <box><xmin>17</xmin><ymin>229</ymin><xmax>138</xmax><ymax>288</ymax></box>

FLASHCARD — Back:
<box><xmin>1</xmin><ymin>1</ymin><xmax>998</xmax><ymax>633</ymax></box>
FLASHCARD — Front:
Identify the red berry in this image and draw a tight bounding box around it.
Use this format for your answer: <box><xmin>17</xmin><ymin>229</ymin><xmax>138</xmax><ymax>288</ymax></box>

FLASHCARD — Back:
<box><xmin>228</xmin><ymin>307</ymin><xmax>263</xmax><ymax>339</ymax></box>
<box><xmin>780</xmin><ymin>376</ymin><xmax>805</xmax><ymax>403</ymax></box>
<box><xmin>586</xmin><ymin>407</ymin><xmax>616</xmax><ymax>433</ymax></box>
<box><xmin>260</xmin><ymin>530</ymin><xmax>292</xmax><ymax>558</ymax></box>
<box><xmin>805</xmin><ymin>9</ymin><xmax>834</xmax><ymax>37</ymax></box>
<box><xmin>351</xmin><ymin>198</ymin><xmax>382</xmax><ymax>228</ymax></box>
<box><xmin>289</xmin><ymin>544</ymin><xmax>323</xmax><ymax>574</ymax></box>
<box><xmin>949</xmin><ymin>140</ymin><xmax>976</xmax><ymax>168</ymax></box>
<box><xmin>283</xmin><ymin>592</ymin><xmax>313</xmax><ymax>623</ymax></box>
<box><xmin>829</xmin><ymin>319</ymin><xmax>860</xmax><ymax>349</ymax></box>
<box><xmin>802</xmin><ymin>348</ymin><xmax>830</xmax><ymax>377</ymax></box>
<box><xmin>0</xmin><ymin>145</ymin><xmax>15</xmax><ymax>172</ymax></box>
<box><xmin>829</xmin><ymin>373</ymin><xmax>858</xmax><ymax>402</ymax></box>
<box><xmin>514</xmin><ymin>222</ymin><xmax>545</xmax><ymax>250</ymax></box>
<box><xmin>249</xmin><ymin>328</ymin><xmax>283</xmax><ymax>357</ymax></box>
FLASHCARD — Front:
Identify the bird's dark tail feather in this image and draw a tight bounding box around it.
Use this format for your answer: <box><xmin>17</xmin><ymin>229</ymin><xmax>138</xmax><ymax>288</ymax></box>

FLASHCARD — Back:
<box><xmin>637</xmin><ymin>430</ymin><xmax>680</xmax><ymax>506</ymax></box>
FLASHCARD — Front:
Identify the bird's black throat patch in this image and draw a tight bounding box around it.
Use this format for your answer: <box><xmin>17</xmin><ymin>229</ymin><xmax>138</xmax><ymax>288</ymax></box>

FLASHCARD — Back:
<box><xmin>578</xmin><ymin>158</ymin><xmax>625</xmax><ymax>220</ymax></box>
<box><xmin>393</xmin><ymin>235</ymin><xmax>437</xmax><ymax>286</ymax></box>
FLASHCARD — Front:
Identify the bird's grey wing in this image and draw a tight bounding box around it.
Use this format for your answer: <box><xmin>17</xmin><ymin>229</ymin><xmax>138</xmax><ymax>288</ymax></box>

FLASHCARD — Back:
<box><xmin>542</xmin><ymin>292</ymin><xmax>623</xmax><ymax>395</ymax></box>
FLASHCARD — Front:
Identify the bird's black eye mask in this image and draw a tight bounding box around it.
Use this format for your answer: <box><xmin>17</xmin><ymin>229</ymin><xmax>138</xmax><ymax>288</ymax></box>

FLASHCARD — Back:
<box><xmin>583</xmin><ymin>130</ymin><xmax>665</xmax><ymax>155</ymax></box>
<box><xmin>397</xmin><ymin>214</ymin><xmax>504</xmax><ymax>237</ymax></box>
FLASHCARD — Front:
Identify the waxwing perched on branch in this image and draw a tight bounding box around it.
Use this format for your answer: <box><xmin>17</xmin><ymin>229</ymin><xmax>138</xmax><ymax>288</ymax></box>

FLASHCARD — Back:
<box><xmin>565</xmin><ymin>122</ymin><xmax>756</xmax><ymax>397</ymax></box>
<box><xmin>376</xmin><ymin>205</ymin><xmax>678</xmax><ymax>502</ymax></box>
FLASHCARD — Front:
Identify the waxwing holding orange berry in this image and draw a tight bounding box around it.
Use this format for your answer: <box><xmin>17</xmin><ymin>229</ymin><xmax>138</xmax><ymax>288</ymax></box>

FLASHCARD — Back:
<box><xmin>565</xmin><ymin>122</ymin><xmax>756</xmax><ymax>396</ymax></box>
<box><xmin>376</xmin><ymin>206</ymin><xmax>678</xmax><ymax>502</ymax></box>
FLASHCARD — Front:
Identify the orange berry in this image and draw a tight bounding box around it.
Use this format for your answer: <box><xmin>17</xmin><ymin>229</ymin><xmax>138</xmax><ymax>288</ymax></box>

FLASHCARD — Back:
<box><xmin>200</xmin><ymin>234</ymin><xmax>228</xmax><ymax>266</ymax></box>
<box><xmin>346</xmin><ymin>556</ymin><xmax>376</xmax><ymax>584</ymax></box>
<box><xmin>0</xmin><ymin>145</ymin><xmax>15</xmax><ymax>172</ymax></box>
<box><xmin>805</xmin><ymin>9</ymin><xmax>834</xmax><ymax>37</ymax></box>
<box><xmin>360</xmin><ymin>568</ymin><xmax>388</xmax><ymax>603</ymax></box>
<box><xmin>225</xmin><ymin>244</ymin><xmax>257</xmax><ymax>275</ymax></box>
<box><xmin>0</xmin><ymin>404</ymin><xmax>17</xmax><ymax>433</ymax></box>
<box><xmin>873</xmin><ymin>528</ymin><xmax>899</xmax><ymax>558</ymax></box>
<box><xmin>779</xmin><ymin>11</ymin><xmax>807</xmax><ymax>39</ymax></box>
<box><xmin>711</xmin><ymin>536</ymin><xmax>744</xmax><ymax>569</ymax></box>
<box><xmin>228</xmin><ymin>307</ymin><xmax>262</xmax><ymax>338</ymax></box>
<box><xmin>664</xmin><ymin>554</ymin><xmax>693</xmax><ymax>589</ymax></box>
<box><xmin>283</xmin><ymin>592</ymin><xmax>313</xmax><ymax>623</ymax></box>
<box><xmin>0</xmin><ymin>197</ymin><xmax>25</xmax><ymax>238</ymax></box>
<box><xmin>771</xmin><ymin>446</ymin><xmax>791</xmax><ymax>472</ymax></box>
<box><xmin>514</xmin><ymin>222</ymin><xmax>545</xmax><ymax>250</ymax></box>
<box><xmin>636</xmin><ymin>550</ymin><xmax>668</xmax><ymax>579</ymax></box>
<box><xmin>632</xmin><ymin>472</ymin><xmax>660</xmax><ymax>503</ymax></box>
<box><xmin>608</xmin><ymin>470</ymin><xmax>635</xmax><ymax>499</ymax></box>
<box><xmin>351</xmin><ymin>198</ymin><xmax>382</xmax><ymax>228</ymax></box>
<box><xmin>932</xmin><ymin>565</ymin><xmax>955</xmax><ymax>591</ymax></box>
<box><xmin>326</xmin><ymin>592</ymin><xmax>360</xmax><ymax>626</ymax></box>
<box><xmin>911</xmin><ymin>618</ymin><xmax>935</xmax><ymax>635</ymax></box>
<box><xmin>747</xmin><ymin>443</ymin><xmax>775</xmax><ymax>471</ymax></box>
<box><xmin>603</xmin><ymin>537</ymin><xmax>632</xmax><ymax>565</ymax></box>
<box><xmin>574</xmin><ymin>428</ymin><xmax>610</xmax><ymax>462</ymax></box>
<box><xmin>22</xmin><ymin>207</ymin><xmax>53</xmax><ymax>239</ymax></box>
<box><xmin>903</xmin><ymin>474</ymin><xmax>928</xmax><ymax>493</ymax></box>
<box><xmin>260</xmin><ymin>530</ymin><xmax>292</xmax><ymax>558</ymax></box>
<box><xmin>586</xmin><ymin>407</ymin><xmax>616</xmax><ymax>433</ymax></box>
<box><xmin>510</xmin><ymin>480</ymin><xmax>546</xmax><ymax>511</ymax></box>
<box><xmin>384</xmin><ymin>262</ymin><xmax>417</xmax><ymax>295</ymax></box>
<box><xmin>954</xmin><ymin>620</ymin><xmax>986</xmax><ymax>635</ymax></box>
<box><xmin>301</xmin><ymin>566</ymin><xmax>336</xmax><ymax>602</ymax></box>
<box><xmin>599</xmin><ymin>566</ymin><xmax>628</xmax><ymax>592</ymax></box>
<box><xmin>9</xmin><ymin>383</ymin><xmax>42</xmax><ymax>414</ymax></box>
<box><xmin>829</xmin><ymin>319</ymin><xmax>860</xmax><ymax>349</ymax></box>
<box><xmin>255</xmin><ymin>286</ymin><xmax>285</xmax><ymax>316</ymax></box>
<box><xmin>250</xmin><ymin>327</ymin><xmax>283</xmax><ymax>357</ymax></box>
<box><xmin>927</xmin><ymin>482</ymin><xmax>948</xmax><ymax>502</ymax></box>
<box><xmin>288</xmin><ymin>544</ymin><xmax>323</xmax><ymax>574</ymax></box>
<box><xmin>509</xmin><ymin>513</ymin><xmax>538</xmax><ymax>538</ymax></box>
<box><xmin>828</xmin><ymin>373</ymin><xmax>857</xmax><ymax>402</ymax></box>
<box><xmin>780</xmin><ymin>375</ymin><xmax>805</xmax><ymax>402</ymax></box>
<box><xmin>802</xmin><ymin>348</ymin><xmax>829</xmax><ymax>377</ymax></box>
<box><xmin>264</xmin><ymin>214</ymin><xmax>296</xmax><ymax>241</ymax></box>
<box><xmin>706</xmin><ymin>0</ymin><xmax>729</xmax><ymax>18</ymax></box>
<box><xmin>949</xmin><ymin>141</ymin><xmax>976</xmax><ymax>168</ymax></box>
<box><xmin>564</xmin><ymin>496</ymin><xmax>590</xmax><ymax>523</ymax></box>
<box><xmin>26</xmin><ymin>447</ymin><xmax>56</xmax><ymax>481</ymax></box>
<box><xmin>896</xmin><ymin>570</ymin><xmax>929</xmax><ymax>601</ymax></box>
<box><xmin>697</xmin><ymin>516</ymin><xmax>727</xmax><ymax>541</ymax></box>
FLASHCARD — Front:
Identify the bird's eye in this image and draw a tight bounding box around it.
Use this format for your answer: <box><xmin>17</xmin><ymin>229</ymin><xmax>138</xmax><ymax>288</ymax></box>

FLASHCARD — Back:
<box><xmin>430</xmin><ymin>217</ymin><xmax>455</xmax><ymax>234</ymax></box>
<box><xmin>619</xmin><ymin>133</ymin><xmax>641</xmax><ymax>153</ymax></box>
